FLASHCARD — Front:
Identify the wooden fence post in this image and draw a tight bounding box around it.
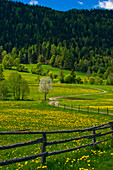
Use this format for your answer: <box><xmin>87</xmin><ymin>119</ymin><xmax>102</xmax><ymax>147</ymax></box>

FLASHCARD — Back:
<box><xmin>92</xmin><ymin>130</ymin><xmax>96</xmax><ymax>145</ymax></box>
<box><xmin>111</xmin><ymin>125</ymin><xmax>113</xmax><ymax>137</ymax></box>
<box><xmin>71</xmin><ymin>105</ymin><xmax>73</xmax><ymax>110</ymax></box>
<box><xmin>41</xmin><ymin>133</ymin><xmax>47</xmax><ymax>164</ymax></box>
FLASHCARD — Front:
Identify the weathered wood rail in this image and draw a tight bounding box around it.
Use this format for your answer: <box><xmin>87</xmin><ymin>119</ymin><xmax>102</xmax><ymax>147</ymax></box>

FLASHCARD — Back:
<box><xmin>64</xmin><ymin>104</ymin><xmax>113</xmax><ymax>115</ymax></box>
<box><xmin>0</xmin><ymin>122</ymin><xmax>113</xmax><ymax>166</ymax></box>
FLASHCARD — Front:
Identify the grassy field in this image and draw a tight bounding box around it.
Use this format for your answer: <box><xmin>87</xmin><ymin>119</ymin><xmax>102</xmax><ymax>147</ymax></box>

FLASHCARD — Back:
<box><xmin>0</xmin><ymin>65</ymin><xmax>113</xmax><ymax>170</ymax></box>
<box><xmin>27</xmin><ymin>64</ymin><xmax>86</xmax><ymax>79</ymax></box>
<box><xmin>58</xmin><ymin>84</ymin><xmax>113</xmax><ymax>114</ymax></box>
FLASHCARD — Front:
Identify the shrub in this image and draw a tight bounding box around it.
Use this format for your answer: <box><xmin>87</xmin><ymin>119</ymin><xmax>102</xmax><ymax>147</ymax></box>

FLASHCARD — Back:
<box><xmin>17</xmin><ymin>64</ymin><xmax>28</xmax><ymax>72</ymax></box>
<box><xmin>80</xmin><ymin>80</ymin><xmax>83</xmax><ymax>84</ymax></box>
<box><xmin>64</xmin><ymin>74</ymin><xmax>72</xmax><ymax>84</ymax></box>
<box><xmin>89</xmin><ymin>77</ymin><xmax>95</xmax><ymax>85</ymax></box>
<box><xmin>48</xmin><ymin>71</ymin><xmax>53</xmax><ymax>79</ymax></box>
<box><xmin>106</xmin><ymin>73</ymin><xmax>113</xmax><ymax>85</ymax></box>
<box><xmin>59</xmin><ymin>76</ymin><xmax>64</xmax><ymax>83</ymax></box>
<box><xmin>31</xmin><ymin>62</ymin><xmax>43</xmax><ymax>75</ymax></box>
<box><xmin>84</xmin><ymin>78</ymin><xmax>88</xmax><ymax>84</ymax></box>
<box><xmin>31</xmin><ymin>65</ymin><xmax>36</xmax><ymax>74</ymax></box>
<box><xmin>95</xmin><ymin>76</ymin><xmax>103</xmax><ymax>85</ymax></box>
<box><xmin>53</xmin><ymin>73</ymin><xmax>58</xmax><ymax>79</ymax></box>
<box><xmin>76</xmin><ymin>77</ymin><xmax>81</xmax><ymax>84</ymax></box>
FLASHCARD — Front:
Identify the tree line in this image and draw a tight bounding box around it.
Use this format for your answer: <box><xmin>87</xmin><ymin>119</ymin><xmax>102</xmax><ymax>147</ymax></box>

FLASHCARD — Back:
<box><xmin>1</xmin><ymin>0</ymin><xmax>113</xmax><ymax>80</ymax></box>
<box><xmin>1</xmin><ymin>43</ymin><xmax>113</xmax><ymax>81</ymax></box>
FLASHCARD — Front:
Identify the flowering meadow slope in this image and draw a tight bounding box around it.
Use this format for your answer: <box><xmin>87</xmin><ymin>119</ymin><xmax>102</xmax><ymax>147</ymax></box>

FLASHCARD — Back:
<box><xmin>0</xmin><ymin>69</ymin><xmax>113</xmax><ymax>169</ymax></box>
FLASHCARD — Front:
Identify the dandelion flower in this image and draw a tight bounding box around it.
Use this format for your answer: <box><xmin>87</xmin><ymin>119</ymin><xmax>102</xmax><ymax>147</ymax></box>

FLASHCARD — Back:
<box><xmin>25</xmin><ymin>161</ymin><xmax>28</xmax><ymax>165</ymax></box>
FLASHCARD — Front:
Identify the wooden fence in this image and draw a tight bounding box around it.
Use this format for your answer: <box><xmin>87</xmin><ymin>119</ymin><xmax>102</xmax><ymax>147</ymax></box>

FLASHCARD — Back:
<box><xmin>76</xmin><ymin>106</ymin><xmax>110</xmax><ymax>114</ymax></box>
<box><xmin>57</xmin><ymin>103</ymin><xmax>113</xmax><ymax>115</ymax></box>
<box><xmin>0</xmin><ymin>122</ymin><xmax>113</xmax><ymax>166</ymax></box>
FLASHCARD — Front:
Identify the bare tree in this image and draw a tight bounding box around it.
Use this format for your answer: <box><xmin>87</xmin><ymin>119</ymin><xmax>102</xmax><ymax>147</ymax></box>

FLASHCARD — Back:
<box><xmin>39</xmin><ymin>76</ymin><xmax>52</xmax><ymax>100</ymax></box>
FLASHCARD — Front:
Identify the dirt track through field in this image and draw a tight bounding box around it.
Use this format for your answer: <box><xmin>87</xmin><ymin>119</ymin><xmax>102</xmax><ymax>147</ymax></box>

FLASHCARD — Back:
<box><xmin>48</xmin><ymin>86</ymin><xmax>113</xmax><ymax>116</ymax></box>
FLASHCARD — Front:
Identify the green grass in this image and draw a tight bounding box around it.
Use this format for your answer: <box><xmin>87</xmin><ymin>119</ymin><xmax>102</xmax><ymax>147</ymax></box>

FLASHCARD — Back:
<box><xmin>26</xmin><ymin>64</ymin><xmax>86</xmax><ymax>78</ymax></box>
<box><xmin>58</xmin><ymin>84</ymin><xmax>113</xmax><ymax>113</ymax></box>
<box><xmin>0</xmin><ymin>67</ymin><xmax>113</xmax><ymax>170</ymax></box>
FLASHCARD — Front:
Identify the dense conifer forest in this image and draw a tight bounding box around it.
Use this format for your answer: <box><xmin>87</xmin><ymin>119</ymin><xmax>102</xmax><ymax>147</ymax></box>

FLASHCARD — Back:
<box><xmin>0</xmin><ymin>0</ymin><xmax>113</xmax><ymax>76</ymax></box>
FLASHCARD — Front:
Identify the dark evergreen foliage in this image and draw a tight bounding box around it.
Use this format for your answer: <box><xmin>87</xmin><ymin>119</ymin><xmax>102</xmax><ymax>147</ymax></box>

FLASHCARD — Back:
<box><xmin>0</xmin><ymin>0</ymin><xmax>113</xmax><ymax>75</ymax></box>
<box><xmin>1</xmin><ymin>0</ymin><xmax>113</xmax><ymax>51</ymax></box>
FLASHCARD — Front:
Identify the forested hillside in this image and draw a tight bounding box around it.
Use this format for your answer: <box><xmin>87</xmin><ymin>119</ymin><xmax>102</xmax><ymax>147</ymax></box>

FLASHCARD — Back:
<box><xmin>0</xmin><ymin>0</ymin><xmax>113</xmax><ymax>75</ymax></box>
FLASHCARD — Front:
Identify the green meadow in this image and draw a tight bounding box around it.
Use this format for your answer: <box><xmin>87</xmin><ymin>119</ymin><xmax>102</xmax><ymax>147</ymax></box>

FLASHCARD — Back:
<box><xmin>0</xmin><ymin>65</ymin><xmax>113</xmax><ymax>170</ymax></box>
<box><xmin>58</xmin><ymin>84</ymin><xmax>113</xmax><ymax>113</ymax></box>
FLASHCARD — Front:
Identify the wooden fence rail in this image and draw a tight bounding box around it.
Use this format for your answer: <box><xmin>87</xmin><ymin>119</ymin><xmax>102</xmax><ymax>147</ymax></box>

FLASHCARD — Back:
<box><xmin>55</xmin><ymin>103</ymin><xmax>113</xmax><ymax>115</ymax></box>
<box><xmin>0</xmin><ymin>122</ymin><xmax>113</xmax><ymax>166</ymax></box>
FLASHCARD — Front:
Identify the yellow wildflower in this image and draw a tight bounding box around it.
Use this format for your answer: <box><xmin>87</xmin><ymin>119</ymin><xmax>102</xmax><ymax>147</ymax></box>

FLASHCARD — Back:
<box><xmin>25</xmin><ymin>161</ymin><xmax>28</xmax><ymax>165</ymax></box>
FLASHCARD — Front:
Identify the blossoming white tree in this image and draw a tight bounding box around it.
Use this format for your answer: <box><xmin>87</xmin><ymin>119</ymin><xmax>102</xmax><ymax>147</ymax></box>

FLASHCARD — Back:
<box><xmin>39</xmin><ymin>76</ymin><xmax>53</xmax><ymax>100</ymax></box>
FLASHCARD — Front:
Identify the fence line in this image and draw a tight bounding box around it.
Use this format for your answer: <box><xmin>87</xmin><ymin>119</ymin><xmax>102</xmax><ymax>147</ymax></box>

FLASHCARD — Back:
<box><xmin>0</xmin><ymin>122</ymin><xmax>113</xmax><ymax>166</ymax></box>
<box><xmin>76</xmin><ymin>106</ymin><xmax>112</xmax><ymax>115</ymax></box>
<box><xmin>0</xmin><ymin>122</ymin><xmax>110</xmax><ymax>135</ymax></box>
<box><xmin>56</xmin><ymin>103</ymin><xmax>113</xmax><ymax>115</ymax></box>
<box><xmin>0</xmin><ymin>138</ymin><xmax>43</xmax><ymax>150</ymax></box>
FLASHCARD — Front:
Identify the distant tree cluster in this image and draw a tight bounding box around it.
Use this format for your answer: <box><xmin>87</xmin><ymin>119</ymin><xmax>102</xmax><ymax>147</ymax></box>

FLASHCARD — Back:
<box><xmin>31</xmin><ymin>62</ymin><xmax>43</xmax><ymax>75</ymax></box>
<box><xmin>0</xmin><ymin>44</ymin><xmax>113</xmax><ymax>81</ymax></box>
<box><xmin>0</xmin><ymin>46</ymin><xmax>28</xmax><ymax>72</ymax></box>
<box><xmin>1</xmin><ymin>0</ymin><xmax>113</xmax><ymax>82</ymax></box>
<box><xmin>0</xmin><ymin>71</ymin><xmax>30</xmax><ymax>100</ymax></box>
